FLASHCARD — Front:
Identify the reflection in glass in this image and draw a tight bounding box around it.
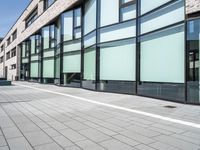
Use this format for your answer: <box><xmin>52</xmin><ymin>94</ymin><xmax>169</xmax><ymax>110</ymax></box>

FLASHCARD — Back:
<box><xmin>187</xmin><ymin>19</ymin><xmax>200</xmax><ymax>104</ymax></box>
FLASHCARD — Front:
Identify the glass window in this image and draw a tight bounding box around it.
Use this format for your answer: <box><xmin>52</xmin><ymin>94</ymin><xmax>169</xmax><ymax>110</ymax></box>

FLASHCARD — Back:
<box><xmin>44</xmin><ymin>0</ymin><xmax>56</xmax><ymax>10</ymax></box>
<box><xmin>74</xmin><ymin>8</ymin><xmax>81</xmax><ymax>27</ymax></box>
<box><xmin>187</xmin><ymin>19</ymin><xmax>200</xmax><ymax>104</ymax></box>
<box><xmin>100</xmin><ymin>20</ymin><xmax>136</xmax><ymax>43</ymax></box>
<box><xmin>100</xmin><ymin>0</ymin><xmax>119</xmax><ymax>27</ymax></box>
<box><xmin>140</xmin><ymin>24</ymin><xmax>185</xmax><ymax>83</ymax></box>
<box><xmin>120</xmin><ymin>4</ymin><xmax>136</xmax><ymax>21</ymax></box>
<box><xmin>30</xmin><ymin>62</ymin><xmax>39</xmax><ymax>77</ymax></box>
<box><xmin>100</xmin><ymin>39</ymin><xmax>136</xmax><ymax>81</ymax></box>
<box><xmin>55</xmin><ymin>56</ymin><xmax>60</xmax><ymax>78</ymax></box>
<box><xmin>43</xmin><ymin>59</ymin><xmax>54</xmax><ymax>78</ymax></box>
<box><xmin>140</xmin><ymin>0</ymin><xmax>184</xmax><ymax>34</ymax></box>
<box><xmin>84</xmin><ymin>0</ymin><xmax>96</xmax><ymax>35</ymax></box>
<box><xmin>42</xmin><ymin>27</ymin><xmax>50</xmax><ymax>49</ymax></box>
<box><xmin>30</xmin><ymin>36</ymin><xmax>35</xmax><ymax>54</ymax></box>
<box><xmin>84</xmin><ymin>47</ymin><xmax>96</xmax><ymax>80</ymax></box>
<box><xmin>121</xmin><ymin>0</ymin><xmax>133</xmax><ymax>4</ymax></box>
<box><xmin>141</xmin><ymin>0</ymin><xmax>171</xmax><ymax>15</ymax></box>
<box><xmin>62</xmin><ymin>11</ymin><xmax>73</xmax><ymax>41</ymax></box>
<box><xmin>63</xmin><ymin>52</ymin><xmax>81</xmax><ymax>73</ymax></box>
<box><xmin>25</xmin><ymin>7</ymin><xmax>38</xmax><ymax>28</ymax></box>
<box><xmin>84</xmin><ymin>31</ymin><xmax>96</xmax><ymax>48</ymax></box>
<box><xmin>63</xmin><ymin>41</ymin><xmax>81</xmax><ymax>53</ymax></box>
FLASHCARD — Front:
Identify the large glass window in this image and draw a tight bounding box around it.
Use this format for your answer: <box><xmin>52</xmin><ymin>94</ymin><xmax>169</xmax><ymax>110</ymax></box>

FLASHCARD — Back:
<box><xmin>140</xmin><ymin>0</ymin><xmax>184</xmax><ymax>34</ymax></box>
<box><xmin>84</xmin><ymin>0</ymin><xmax>96</xmax><ymax>35</ymax></box>
<box><xmin>44</xmin><ymin>0</ymin><xmax>56</xmax><ymax>10</ymax></box>
<box><xmin>140</xmin><ymin>0</ymin><xmax>171</xmax><ymax>15</ymax></box>
<box><xmin>62</xmin><ymin>11</ymin><xmax>73</xmax><ymax>41</ymax></box>
<box><xmin>25</xmin><ymin>7</ymin><xmax>38</xmax><ymax>28</ymax></box>
<box><xmin>100</xmin><ymin>20</ymin><xmax>136</xmax><ymax>43</ymax></box>
<box><xmin>100</xmin><ymin>39</ymin><xmax>136</xmax><ymax>81</ymax></box>
<box><xmin>43</xmin><ymin>59</ymin><xmax>54</xmax><ymax>78</ymax></box>
<box><xmin>140</xmin><ymin>24</ymin><xmax>185</xmax><ymax>83</ymax></box>
<box><xmin>84</xmin><ymin>47</ymin><xmax>96</xmax><ymax>80</ymax></box>
<box><xmin>100</xmin><ymin>0</ymin><xmax>119</xmax><ymax>27</ymax></box>
<box><xmin>42</xmin><ymin>27</ymin><xmax>50</xmax><ymax>49</ymax></box>
<box><xmin>187</xmin><ymin>19</ymin><xmax>200</xmax><ymax>104</ymax></box>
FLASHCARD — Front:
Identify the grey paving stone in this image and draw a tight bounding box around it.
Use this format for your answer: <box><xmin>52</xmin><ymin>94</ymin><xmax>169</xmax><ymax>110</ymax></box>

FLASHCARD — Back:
<box><xmin>172</xmin><ymin>133</ymin><xmax>200</xmax><ymax>145</ymax></box>
<box><xmin>60</xmin><ymin>128</ymin><xmax>86</xmax><ymax>142</ymax></box>
<box><xmin>24</xmin><ymin>131</ymin><xmax>53</xmax><ymax>146</ymax></box>
<box><xmin>43</xmin><ymin>128</ymin><xmax>61</xmax><ymax>137</ymax></box>
<box><xmin>149</xmin><ymin>142</ymin><xmax>180</xmax><ymax>150</ymax></box>
<box><xmin>119</xmin><ymin>130</ymin><xmax>155</xmax><ymax>144</ymax></box>
<box><xmin>135</xmin><ymin>144</ymin><xmax>156</xmax><ymax>150</ymax></box>
<box><xmin>151</xmin><ymin>124</ymin><xmax>185</xmax><ymax>134</ymax></box>
<box><xmin>48</xmin><ymin>121</ymin><xmax>68</xmax><ymax>130</ymax></box>
<box><xmin>53</xmin><ymin>135</ymin><xmax>74</xmax><ymax>147</ymax></box>
<box><xmin>34</xmin><ymin>142</ymin><xmax>63</xmax><ymax>150</ymax></box>
<box><xmin>126</xmin><ymin>125</ymin><xmax>160</xmax><ymax>137</ymax></box>
<box><xmin>154</xmin><ymin>135</ymin><xmax>200</xmax><ymax>150</ymax></box>
<box><xmin>64</xmin><ymin>120</ymin><xmax>89</xmax><ymax>131</ymax></box>
<box><xmin>79</xmin><ymin>128</ymin><xmax>111</xmax><ymax>143</ymax></box>
<box><xmin>182</xmin><ymin>131</ymin><xmax>200</xmax><ymax>140</ymax></box>
<box><xmin>17</xmin><ymin>123</ymin><xmax>41</xmax><ymax>133</ymax></box>
<box><xmin>0</xmin><ymin>117</ymin><xmax>15</xmax><ymax>128</ymax></box>
<box><xmin>0</xmin><ymin>146</ymin><xmax>9</xmax><ymax>150</ymax></box>
<box><xmin>76</xmin><ymin>140</ymin><xmax>105</xmax><ymax>150</ymax></box>
<box><xmin>0</xmin><ymin>136</ymin><xmax>6</xmax><ymax>147</ymax></box>
<box><xmin>99</xmin><ymin>139</ymin><xmax>135</xmax><ymax>150</ymax></box>
<box><xmin>7</xmin><ymin>137</ymin><xmax>33</xmax><ymax>150</ymax></box>
<box><xmin>113</xmin><ymin>135</ymin><xmax>140</xmax><ymax>147</ymax></box>
<box><xmin>64</xmin><ymin>146</ymin><xmax>82</xmax><ymax>150</ymax></box>
<box><xmin>96</xmin><ymin>127</ymin><xmax>117</xmax><ymax>136</ymax></box>
<box><xmin>2</xmin><ymin>127</ymin><xmax>22</xmax><ymax>139</ymax></box>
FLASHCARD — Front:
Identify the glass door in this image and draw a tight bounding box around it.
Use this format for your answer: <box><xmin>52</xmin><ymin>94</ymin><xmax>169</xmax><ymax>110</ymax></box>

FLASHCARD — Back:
<box><xmin>187</xmin><ymin>19</ymin><xmax>200</xmax><ymax>104</ymax></box>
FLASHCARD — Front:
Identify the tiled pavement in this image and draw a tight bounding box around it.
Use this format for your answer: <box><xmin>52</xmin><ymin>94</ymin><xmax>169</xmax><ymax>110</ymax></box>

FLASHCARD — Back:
<box><xmin>0</xmin><ymin>81</ymin><xmax>200</xmax><ymax>150</ymax></box>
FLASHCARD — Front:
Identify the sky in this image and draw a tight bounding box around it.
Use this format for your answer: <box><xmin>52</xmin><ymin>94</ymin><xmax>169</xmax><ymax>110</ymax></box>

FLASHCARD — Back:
<box><xmin>0</xmin><ymin>0</ymin><xmax>31</xmax><ymax>38</ymax></box>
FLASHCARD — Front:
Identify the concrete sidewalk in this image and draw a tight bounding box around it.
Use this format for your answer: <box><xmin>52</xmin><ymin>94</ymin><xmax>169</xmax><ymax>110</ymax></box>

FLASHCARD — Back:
<box><xmin>0</xmin><ymin>81</ymin><xmax>200</xmax><ymax>150</ymax></box>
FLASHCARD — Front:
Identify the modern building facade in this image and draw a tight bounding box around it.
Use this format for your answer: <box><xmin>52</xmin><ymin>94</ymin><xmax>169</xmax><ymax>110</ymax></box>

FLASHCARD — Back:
<box><xmin>0</xmin><ymin>0</ymin><xmax>200</xmax><ymax>104</ymax></box>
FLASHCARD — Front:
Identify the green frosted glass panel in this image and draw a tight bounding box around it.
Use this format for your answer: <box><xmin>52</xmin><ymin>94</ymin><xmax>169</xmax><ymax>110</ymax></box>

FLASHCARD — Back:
<box><xmin>141</xmin><ymin>0</ymin><xmax>171</xmax><ymax>15</ymax></box>
<box><xmin>43</xmin><ymin>59</ymin><xmax>54</xmax><ymax>78</ymax></box>
<box><xmin>100</xmin><ymin>20</ymin><xmax>136</xmax><ymax>43</ymax></box>
<box><xmin>84</xmin><ymin>0</ymin><xmax>96</xmax><ymax>35</ymax></box>
<box><xmin>140</xmin><ymin>0</ymin><xmax>184</xmax><ymax>34</ymax></box>
<box><xmin>63</xmin><ymin>53</ymin><xmax>81</xmax><ymax>73</ymax></box>
<box><xmin>84</xmin><ymin>49</ymin><xmax>96</xmax><ymax>80</ymax></box>
<box><xmin>100</xmin><ymin>0</ymin><xmax>119</xmax><ymax>27</ymax></box>
<box><xmin>121</xmin><ymin>4</ymin><xmax>136</xmax><ymax>21</ymax></box>
<box><xmin>63</xmin><ymin>42</ymin><xmax>81</xmax><ymax>52</ymax></box>
<box><xmin>22</xmin><ymin>58</ymin><xmax>28</xmax><ymax>63</ymax></box>
<box><xmin>63</xmin><ymin>11</ymin><xmax>73</xmax><ymax>41</ymax></box>
<box><xmin>43</xmin><ymin>50</ymin><xmax>54</xmax><ymax>58</ymax></box>
<box><xmin>31</xmin><ymin>55</ymin><xmax>39</xmax><ymax>61</ymax></box>
<box><xmin>55</xmin><ymin>57</ymin><xmax>60</xmax><ymax>78</ymax></box>
<box><xmin>140</xmin><ymin>25</ymin><xmax>185</xmax><ymax>83</ymax></box>
<box><xmin>30</xmin><ymin>36</ymin><xmax>35</xmax><ymax>54</ymax></box>
<box><xmin>100</xmin><ymin>39</ymin><xmax>136</xmax><ymax>81</ymax></box>
<box><xmin>30</xmin><ymin>62</ymin><xmax>39</xmax><ymax>77</ymax></box>
<box><xmin>22</xmin><ymin>43</ymin><xmax>26</xmax><ymax>57</ymax></box>
<box><xmin>43</xmin><ymin>27</ymin><xmax>49</xmax><ymax>49</ymax></box>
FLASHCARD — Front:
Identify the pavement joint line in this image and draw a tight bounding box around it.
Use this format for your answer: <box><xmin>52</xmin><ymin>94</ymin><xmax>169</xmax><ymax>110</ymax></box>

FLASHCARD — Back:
<box><xmin>15</xmin><ymin>83</ymin><xmax>200</xmax><ymax>129</ymax></box>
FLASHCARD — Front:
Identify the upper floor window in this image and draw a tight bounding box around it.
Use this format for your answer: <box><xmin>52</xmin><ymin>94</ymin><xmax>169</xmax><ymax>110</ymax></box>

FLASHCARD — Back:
<box><xmin>0</xmin><ymin>56</ymin><xmax>3</xmax><ymax>63</ymax></box>
<box><xmin>25</xmin><ymin>7</ymin><xmax>38</xmax><ymax>28</ymax></box>
<box><xmin>12</xmin><ymin>30</ymin><xmax>17</xmax><ymax>41</ymax></box>
<box><xmin>6</xmin><ymin>51</ymin><xmax>10</xmax><ymax>60</ymax></box>
<box><xmin>0</xmin><ymin>44</ymin><xmax>4</xmax><ymax>52</ymax></box>
<box><xmin>7</xmin><ymin>37</ymin><xmax>11</xmax><ymax>46</ymax></box>
<box><xmin>44</xmin><ymin>0</ymin><xmax>56</xmax><ymax>10</ymax></box>
<box><xmin>11</xmin><ymin>48</ymin><xmax>16</xmax><ymax>57</ymax></box>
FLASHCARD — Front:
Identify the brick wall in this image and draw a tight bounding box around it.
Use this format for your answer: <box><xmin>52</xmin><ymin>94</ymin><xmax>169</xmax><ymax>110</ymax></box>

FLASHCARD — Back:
<box><xmin>186</xmin><ymin>0</ymin><xmax>200</xmax><ymax>14</ymax></box>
